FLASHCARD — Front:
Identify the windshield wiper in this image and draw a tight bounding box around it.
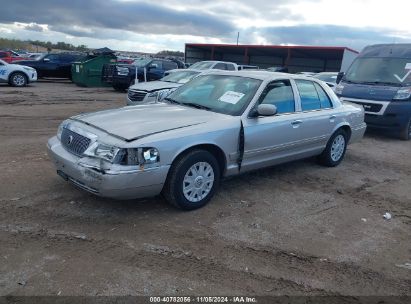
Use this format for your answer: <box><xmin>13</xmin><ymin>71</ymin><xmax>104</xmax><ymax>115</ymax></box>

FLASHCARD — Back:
<box><xmin>181</xmin><ymin>102</ymin><xmax>211</xmax><ymax>110</ymax></box>
<box><xmin>164</xmin><ymin>97</ymin><xmax>181</xmax><ymax>104</ymax></box>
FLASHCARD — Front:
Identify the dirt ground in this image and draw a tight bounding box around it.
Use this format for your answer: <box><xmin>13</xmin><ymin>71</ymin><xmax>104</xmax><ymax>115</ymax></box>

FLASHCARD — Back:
<box><xmin>0</xmin><ymin>81</ymin><xmax>410</xmax><ymax>297</ymax></box>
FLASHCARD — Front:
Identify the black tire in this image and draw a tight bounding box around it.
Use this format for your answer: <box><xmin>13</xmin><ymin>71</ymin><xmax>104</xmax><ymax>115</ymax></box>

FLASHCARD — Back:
<box><xmin>162</xmin><ymin>149</ymin><xmax>220</xmax><ymax>210</ymax></box>
<box><xmin>113</xmin><ymin>84</ymin><xmax>126</xmax><ymax>92</ymax></box>
<box><xmin>399</xmin><ymin>118</ymin><xmax>411</xmax><ymax>140</ymax></box>
<box><xmin>9</xmin><ymin>72</ymin><xmax>28</xmax><ymax>87</ymax></box>
<box><xmin>318</xmin><ymin>129</ymin><xmax>348</xmax><ymax>167</ymax></box>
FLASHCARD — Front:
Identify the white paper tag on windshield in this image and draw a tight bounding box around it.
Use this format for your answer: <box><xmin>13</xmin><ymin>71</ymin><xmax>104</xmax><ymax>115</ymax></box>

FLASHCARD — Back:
<box><xmin>405</xmin><ymin>63</ymin><xmax>411</xmax><ymax>70</ymax></box>
<box><xmin>218</xmin><ymin>91</ymin><xmax>245</xmax><ymax>104</ymax></box>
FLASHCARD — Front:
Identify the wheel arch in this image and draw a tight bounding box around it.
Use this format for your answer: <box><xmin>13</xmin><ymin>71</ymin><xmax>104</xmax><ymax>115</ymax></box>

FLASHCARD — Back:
<box><xmin>8</xmin><ymin>70</ymin><xmax>30</xmax><ymax>84</ymax></box>
<box><xmin>332</xmin><ymin>123</ymin><xmax>352</xmax><ymax>142</ymax></box>
<box><xmin>171</xmin><ymin>143</ymin><xmax>227</xmax><ymax>177</ymax></box>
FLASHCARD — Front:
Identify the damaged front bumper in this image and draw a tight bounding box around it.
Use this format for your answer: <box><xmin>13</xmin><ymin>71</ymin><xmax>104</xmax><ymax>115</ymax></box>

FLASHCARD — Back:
<box><xmin>47</xmin><ymin>136</ymin><xmax>170</xmax><ymax>200</ymax></box>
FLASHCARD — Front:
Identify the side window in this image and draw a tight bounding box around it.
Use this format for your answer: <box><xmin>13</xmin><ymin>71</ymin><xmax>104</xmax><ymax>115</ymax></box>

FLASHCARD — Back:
<box><xmin>213</xmin><ymin>63</ymin><xmax>226</xmax><ymax>70</ymax></box>
<box><xmin>314</xmin><ymin>82</ymin><xmax>333</xmax><ymax>108</ymax></box>
<box><xmin>0</xmin><ymin>52</ymin><xmax>6</xmax><ymax>58</ymax></box>
<box><xmin>163</xmin><ymin>61</ymin><xmax>178</xmax><ymax>70</ymax></box>
<box><xmin>227</xmin><ymin>64</ymin><xmax>236</xmax><ymax>71</ymax></box>
<box><xmin>45</xmin><ymin>54</ymin><xmax>59</xmax><ymax>62</ymax></box>
<box><xmin>295</xmin><ymin>80</ymin><xmax>321</xmax><ymax>111</ymax></box>
<box><xmin>150</xmin><ymin>60</ymin><xmax>163</xmax><ymax>69</ymax></box>
<box><xmin>259</xmin><ymin>80</ymin><xmax>295</xmax><ymax>114</ymax></box>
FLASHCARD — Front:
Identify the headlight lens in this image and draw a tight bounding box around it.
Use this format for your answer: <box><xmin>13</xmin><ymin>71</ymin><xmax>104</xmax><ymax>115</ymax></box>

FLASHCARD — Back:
<box><xmin>393</xmin><ymin>87</ymin><xmax>411</xmax><ymax>101</ymax></box>
<box><xmin>94</xmin><ymin>144</ymin><xmax>120</xmax><ymax>162</ymax></box>
<box><xmin>57</xmin><ymin>121</ymin><xmax>69</xmax><ymax>140</ymax></box>
<box><xmin>115</xmin><ymin>147</ymin><xmax>160</xmax><ymax>166</ymax></box>
<box><xmin>142</xmin><ymin>148</ymin><xmax>159</xmax><ymax>163</ymax></box>
<box><xmin>147</xmin><ymin>89</ymin><xmax>172</xmax><ymax>101</ymax></box>
<box><xmin>335</xmin><ymin>84</ymin><xmax>344</xmax><ymax>95</ymax></box>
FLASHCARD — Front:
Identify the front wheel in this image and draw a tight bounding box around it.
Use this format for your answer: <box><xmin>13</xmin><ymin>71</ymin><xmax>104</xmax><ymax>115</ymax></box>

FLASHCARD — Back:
<box><xmin>162</xmin><ymin>149</ymin><xmax>220</xmax><ymax>210</ymax></box>
<box><xmin>318</xmin><ymin>129</ymin><xmax>348</xmax><ymax>167</ymax></box>
<box><xmin>399</xmin><ymin>118</ymin><xmax>411</xmax><ymax>140</ymax></box>
<box><xmin>9</xmin><ymin>72</ymin><xmax>28</xmax><ymax>87</ymax></box>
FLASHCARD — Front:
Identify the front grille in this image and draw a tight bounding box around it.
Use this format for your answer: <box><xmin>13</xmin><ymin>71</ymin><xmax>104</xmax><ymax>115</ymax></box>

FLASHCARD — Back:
<box><xmin>61</xmin><ymin>128</ymin><xmax>91</xmax><ymax>157</ymax></box>
<box><xmin>355</xmin><ymin>102</ymin><xmax>382</xmax><ymax>113</ymax></box>
<box><xmin>128</xmin><ymin>90</ymin><xmax>147</xmax><ymax>102</ymax></box>
<box><xmin>345</xmin><ymin>99</ymin><xmax>383</xmax><ymax>113</ymax></box>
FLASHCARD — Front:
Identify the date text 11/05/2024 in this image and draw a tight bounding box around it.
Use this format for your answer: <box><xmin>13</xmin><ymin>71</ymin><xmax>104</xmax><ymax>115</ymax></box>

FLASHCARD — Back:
<box><xmin>149</xmin><ymin>296</ymin><xmax>257</xmax><ymax>303</ymax></box>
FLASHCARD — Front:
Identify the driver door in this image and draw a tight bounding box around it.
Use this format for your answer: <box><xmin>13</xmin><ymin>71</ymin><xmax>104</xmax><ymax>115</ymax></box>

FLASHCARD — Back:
<box><xmin>241</xmin><ymin>79</ymin><xmax>304</xmax><ymax>172</ymax></box>
<box><xmin>147</xmin><ymin>60</ymin><xmax>164</xmax><ymax>80</ymax></box>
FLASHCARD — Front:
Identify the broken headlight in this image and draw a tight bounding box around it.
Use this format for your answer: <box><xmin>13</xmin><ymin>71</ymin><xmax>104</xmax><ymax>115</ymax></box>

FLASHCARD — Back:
<box><xmin>115</xmin><ymin>147</ymin><xmax>160</xmax><ymax>166</ymax></box>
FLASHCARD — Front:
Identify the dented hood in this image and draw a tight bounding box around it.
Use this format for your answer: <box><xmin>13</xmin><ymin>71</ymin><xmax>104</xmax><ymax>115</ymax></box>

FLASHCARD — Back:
<box><xmin>71</xmin><ymin>103</ymin><xmax>222</xmax><ymax>141</ymax></box>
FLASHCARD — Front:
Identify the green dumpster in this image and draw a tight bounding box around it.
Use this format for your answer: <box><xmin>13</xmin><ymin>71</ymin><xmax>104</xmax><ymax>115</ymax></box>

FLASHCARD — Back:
<box><xmin>71</xmin><ymin>47</ymin><xmax>117</xmax><ymax>87</ymax></box>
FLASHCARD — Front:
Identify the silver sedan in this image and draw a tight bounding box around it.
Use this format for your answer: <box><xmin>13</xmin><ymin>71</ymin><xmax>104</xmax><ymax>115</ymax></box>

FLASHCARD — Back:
<box><xmin>47</xmin><ymin>71</ymin><xmax>366</xmax><ymax>210</ymax></box>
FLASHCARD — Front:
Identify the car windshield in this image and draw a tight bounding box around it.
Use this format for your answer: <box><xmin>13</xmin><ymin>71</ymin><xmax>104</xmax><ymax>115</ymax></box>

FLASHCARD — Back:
<box><xmin>313</xmin><ymin>73</ymin><xmax>338</xmax><ymax>83</ymax></box>
<box><xmin>133</xmin><ymin>58</ymin><xmax>151</xmax><ymax>67</ymax></box>
<box><xmin>189</xmin><ymin>62</ymin><xmax>215</xmax><ymax>70</ymax></box>
<box><xmin>161</xmin><ymin>70</ymin><xmax>200</xmax><ymax>84</ymax></box>
<box><xmin>345</xmin><ymin>57</ymin><xmax>411</xmax><ymax>86</ymax></box>
<box><xmin>167</xmin><ymin>75</ymin><xmax>262</xmax><ymax>116</ymax></box>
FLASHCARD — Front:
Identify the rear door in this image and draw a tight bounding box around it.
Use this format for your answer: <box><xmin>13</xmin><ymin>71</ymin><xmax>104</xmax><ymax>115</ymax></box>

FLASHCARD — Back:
<box><xmin>242</xmin><ymin>79</ymin><xmax>304</xmax><ymax>171</ymax></box>
<box><xmin>293</xmin><ymin>79</ymin><xmax>339</xmax><ymax>150</ymax></box>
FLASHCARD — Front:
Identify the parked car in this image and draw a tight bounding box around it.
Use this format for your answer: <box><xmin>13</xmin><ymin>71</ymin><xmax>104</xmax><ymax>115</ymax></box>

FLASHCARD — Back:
<box><xmin>0</xmin><ymin>59</ymin><xmax>37</xmax><ymax>86</ymax></box>
<box><xmin>336</xmin><ymin>44</ymin><xmax>411</xmax><ymax>140</ymax></box>
<box><xmin>102</xmin><ymin>58</ymin><xmax>179</xmax><ymax>91</ymax></box>
<box><xmin>16</xmin><ymin>52</ymin><xmax>85</xmax><ymax>79</ymax></box>
<box><xmin>127</xmin><ymin>69</ymin><xmax>202</xmax><ymax>105</ymax></box>
<box><xmin>188</xmin><ymin>60</ymin><xmax>238</xmax><ymax>71</ymax></box>
<box><xmin>48</xmin><ymin>71</ymin><xmax>366</xmax><ymax>210</ymax></box>
<box><xmin>312</xmin><ymin>72</ymin><xmax>339</xmax><ymax>89</ymax></box>
<box><xmin>0</xmin><ymin>51</ymin><xmax>28</xmax><ymax>63</ymax></box>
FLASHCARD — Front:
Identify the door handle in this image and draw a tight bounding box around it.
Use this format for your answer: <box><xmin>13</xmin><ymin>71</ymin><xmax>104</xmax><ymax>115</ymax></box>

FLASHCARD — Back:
<box><xmin>329</xmin><ymin>115</ymin><xmax>337</xmax><ymax>120</ymax></box>
<box><xmin>291</xmin><ymin>120</ymin><xmax>303</xmax><ymax>127</ymax></box>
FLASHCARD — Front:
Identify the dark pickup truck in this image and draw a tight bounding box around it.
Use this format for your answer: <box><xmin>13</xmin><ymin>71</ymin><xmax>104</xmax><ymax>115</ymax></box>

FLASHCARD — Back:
<box><xmin>102</xmin><ymin>58</ymin><xmax>179</xmax><ymax>91</ymax></box>
<box><xmin>16</xmin><ymin>52</ymin><xmax>85</xmax><ymax>79</ymax></box>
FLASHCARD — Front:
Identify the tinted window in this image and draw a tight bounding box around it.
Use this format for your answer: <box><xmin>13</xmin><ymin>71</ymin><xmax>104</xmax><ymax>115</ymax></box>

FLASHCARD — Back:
<box><xmin>213</xmin><ymin>63</ymin><xmax>227</xmax><ymax>70</ymax></box>
<box><xmin>314</xmin><ymin>82</ymin><xmax>332</xmax><ymax>108</ymax></box>
<box><xmin>150</xmin><ymin>60</ymin><xmax>163</xmax><ymax>69</ymax></box>
<box><xmin>45</xmin><ymin>54</ymin><xmax>60</xmax><ymax>62</ymax></box>
<box><xmin>259</xmin><ymin>80</ymin><xmax>295</xmax><ymax>114</ymax></box>
<box><xmin>0</xmin><ymin>52</ymin><xmax>7</xmax><ymax>58</ymax></box>
<box><xmin>295</xmin><ymin>80</ymin><xmax>321</xmax><ymax>111</ymax></box>
<box><xmin>226</xmin><ymin>64</ymin><xmax>236</xmax><ymax>71</ymax></box>
<box><xmin>163</xmin><ymin>61</ymin><xmax>178</xmax><ymax>70</ymax></box>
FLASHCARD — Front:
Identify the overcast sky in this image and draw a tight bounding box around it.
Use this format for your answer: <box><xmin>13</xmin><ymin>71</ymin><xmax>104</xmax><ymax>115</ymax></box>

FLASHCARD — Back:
<box><xmin>0</xmin><ymin>0</ymin><xmax>410</xmax><ymax>53</ymax></box>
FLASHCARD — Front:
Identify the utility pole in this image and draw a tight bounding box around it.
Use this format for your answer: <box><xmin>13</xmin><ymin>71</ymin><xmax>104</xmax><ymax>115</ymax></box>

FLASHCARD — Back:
<box><xmin>237</xmin><ymin>32</ymin><xmax>240</xmax><ymax>45</ymax></box>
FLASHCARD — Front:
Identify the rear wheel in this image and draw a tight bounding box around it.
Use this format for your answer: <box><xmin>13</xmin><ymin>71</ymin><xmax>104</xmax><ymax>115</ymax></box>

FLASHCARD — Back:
<box><xmin>162</xmin><ymin>149</ymin><xmax>220</xmax><ymax>210</ymax></box>
<box><xmin>9</xmin><ymin>72</ymin><xmax>28</xmax><ymax>87</ymax></box>
<box><xmin>399</xmin><ymin>118</ymin><xmax>411</xmax><ymax>140</ymax></box>
<box><xmin>318</xmin><ymin>129</ymin><xmax>348</xmax><ymax>167</ymax></box>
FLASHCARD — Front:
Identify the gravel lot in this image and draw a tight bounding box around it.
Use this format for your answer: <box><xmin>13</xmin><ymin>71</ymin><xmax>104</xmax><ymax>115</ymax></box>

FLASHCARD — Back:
<box><xmin>0</xmin><ymin>81</ymin><xmax>410</xmax><ymax>297</ymax></box>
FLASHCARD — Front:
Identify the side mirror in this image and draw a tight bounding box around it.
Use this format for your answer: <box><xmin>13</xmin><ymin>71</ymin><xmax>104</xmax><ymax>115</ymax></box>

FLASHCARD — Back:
<box><xmin>43</xmin><ymin>58</ymin><xmax>50</xmax><ymax>62</ymax></box>
<box><xmin>250</xmin><ymin>104</ymin><xmax>277</xmax><ymax>117</ymax></box>
<box><xmin>336</xmin><ymin>72</ymin><xmax>344</xmax><ymax>84</ymax></box>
